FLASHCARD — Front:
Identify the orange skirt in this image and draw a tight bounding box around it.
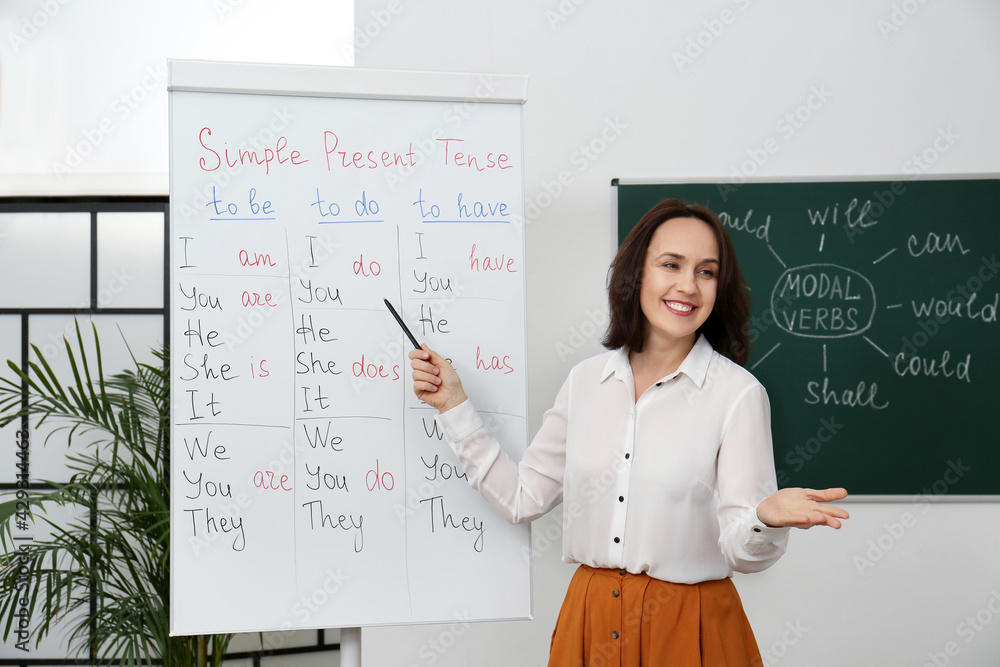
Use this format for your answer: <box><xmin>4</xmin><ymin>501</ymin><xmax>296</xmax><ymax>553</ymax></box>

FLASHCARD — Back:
<box><xmin>548</xmin><ymin>566</ymin><xmax>763</xmax><ymax>667</ymax></box>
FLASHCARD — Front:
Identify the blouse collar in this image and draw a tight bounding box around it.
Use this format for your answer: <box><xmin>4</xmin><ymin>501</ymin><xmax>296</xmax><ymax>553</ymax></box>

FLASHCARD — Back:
<box><xmin>601</xmin><ymin>334</ymin><xmax>715</xmax><ymax>389</ymax></box>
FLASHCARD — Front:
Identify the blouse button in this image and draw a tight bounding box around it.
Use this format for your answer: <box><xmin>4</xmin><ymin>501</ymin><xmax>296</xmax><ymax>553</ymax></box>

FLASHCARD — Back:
<box><xmin>612</xmin><ymin>589</ymin><xmax>620</xmax><ymax>597</ymax></box>
<box><xmin>612</xmin><ymin>631</ymin><xmax>619</xmax><ymax>639</ymax></box>
<box><xmin>618</xmin><ymin>496</ymin><xmax>624</xmax><ymax>502</ymax></box>
<box><xmin>614</xmin><ymin>537</ymin><xmax>620</xmax><ymax>544</ymax></box>
<box><xmin>624</xmin><ymin>453</ymin><xmax>630</xmax><ymax>460</ymax></box>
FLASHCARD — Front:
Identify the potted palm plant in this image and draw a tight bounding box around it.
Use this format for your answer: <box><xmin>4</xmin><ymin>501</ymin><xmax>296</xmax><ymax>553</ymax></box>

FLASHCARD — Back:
<box><xmin>0</xmin><ymin>321</ymin><xmax>231</xmax><ymax>667</ymax></box>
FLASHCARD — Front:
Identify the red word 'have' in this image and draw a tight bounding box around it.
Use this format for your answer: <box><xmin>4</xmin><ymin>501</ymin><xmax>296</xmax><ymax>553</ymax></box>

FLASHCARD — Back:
<box><xmin>469</xmin><ymin>244</ymin><xmax>517</xmax><ymax>273</ymax></box>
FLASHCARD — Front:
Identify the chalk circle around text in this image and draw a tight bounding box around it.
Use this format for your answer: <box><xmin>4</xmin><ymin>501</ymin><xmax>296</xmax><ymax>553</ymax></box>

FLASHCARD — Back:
<box><xmin>770</xmin><ymin>263</ymin><xmax>876</xmax><ymax>339</ymax></box>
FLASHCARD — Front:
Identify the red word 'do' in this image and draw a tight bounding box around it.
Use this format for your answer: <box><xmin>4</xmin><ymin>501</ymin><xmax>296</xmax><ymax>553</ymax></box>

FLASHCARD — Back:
<box><xmin>353</xmin><ymin>253</ymin><xmax>381</xmax><ymax>277</ymax></box>
<box><xmin>366</xmin><ymin>459</ymin><xmax>394</xmax><ymax>492</ymax></box>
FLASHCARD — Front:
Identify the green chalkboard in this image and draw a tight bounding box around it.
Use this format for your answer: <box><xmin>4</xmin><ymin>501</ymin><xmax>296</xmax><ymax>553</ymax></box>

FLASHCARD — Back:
<box><xmin>616</xmin><ymin>179</ymin><xmax>1000</xmax><ymax>496</ymax></box>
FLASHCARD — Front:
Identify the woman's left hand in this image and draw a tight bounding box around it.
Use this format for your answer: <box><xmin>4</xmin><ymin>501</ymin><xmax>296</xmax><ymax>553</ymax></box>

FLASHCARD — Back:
<box><xmin>756</xmin><ymin>487</ymin><xmax>850</xmax><ymax>529</ymax></box>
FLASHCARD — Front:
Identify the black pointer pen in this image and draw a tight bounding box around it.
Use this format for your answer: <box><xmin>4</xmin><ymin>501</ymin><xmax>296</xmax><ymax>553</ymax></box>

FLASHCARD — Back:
<box><xmin>383</xmin><ymin>298</ymin><xmax>421</xmax><ymax>350</ymax></box>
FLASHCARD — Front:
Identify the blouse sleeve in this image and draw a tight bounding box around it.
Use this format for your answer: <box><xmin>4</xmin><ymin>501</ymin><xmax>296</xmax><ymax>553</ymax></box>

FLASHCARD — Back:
<box><xmin>716</xmin><ymin>383</ymin><xmax>791</xmax><ymax>573</ymax></box>
<box><xmin>433</xmin><ymin>373</ymin><xmax>571</xmax><ymax>525</ymax></box>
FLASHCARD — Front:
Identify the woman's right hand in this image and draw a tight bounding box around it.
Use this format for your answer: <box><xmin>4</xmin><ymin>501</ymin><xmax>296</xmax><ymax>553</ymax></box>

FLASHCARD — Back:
<box><xmin>408</xmin><ymin>344</ymin><xmax>468</xmax><ymax>413</ymax></box>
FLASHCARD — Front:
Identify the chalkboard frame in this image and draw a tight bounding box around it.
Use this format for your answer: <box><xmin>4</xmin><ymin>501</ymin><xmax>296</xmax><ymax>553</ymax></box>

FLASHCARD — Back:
<box><xmin>614</xmin><ymin>176</ymin><xmax>1000</xmax><ymax>500</ymax></box>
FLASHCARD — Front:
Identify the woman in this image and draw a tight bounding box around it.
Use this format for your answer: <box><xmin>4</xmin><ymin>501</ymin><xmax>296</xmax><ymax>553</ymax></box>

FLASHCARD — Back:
<box><xmin>409</xmin><ymin>199</ymin><xmax>848</xmax><ymax>666</ymax></box>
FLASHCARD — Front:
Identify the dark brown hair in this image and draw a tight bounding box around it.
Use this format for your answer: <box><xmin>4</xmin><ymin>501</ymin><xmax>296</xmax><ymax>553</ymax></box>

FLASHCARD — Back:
<box><xmin>602</xmin><ymin>198</ymin><xmax>751</xmax><ymax>365</ymax></box>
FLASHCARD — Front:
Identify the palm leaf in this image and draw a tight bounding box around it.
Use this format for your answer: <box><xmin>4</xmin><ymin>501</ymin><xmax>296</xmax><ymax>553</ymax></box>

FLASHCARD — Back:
<box><xmin>0</xmin><ymin>321</ymin><xmax>229</xmax><ymax>667</ymax></box>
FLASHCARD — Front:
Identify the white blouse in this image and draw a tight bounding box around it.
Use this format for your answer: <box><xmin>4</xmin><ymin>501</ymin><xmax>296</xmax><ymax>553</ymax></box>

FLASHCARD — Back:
<box><xmin>435</xmin><ymin>334</ymin><xmax>790</xmax><ymax>584</ymax></box>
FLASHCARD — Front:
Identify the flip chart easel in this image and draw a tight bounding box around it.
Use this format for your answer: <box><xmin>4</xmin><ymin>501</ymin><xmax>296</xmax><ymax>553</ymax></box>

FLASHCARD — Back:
<box><xmin>341</xmin><ymin>627</ymin><xmax>360</xmax><ymax>667</ymax></box>
<box><xmin>167</xmin><ymin>60</ymin><xmax>532</xmax><ymax>639</ymax></box>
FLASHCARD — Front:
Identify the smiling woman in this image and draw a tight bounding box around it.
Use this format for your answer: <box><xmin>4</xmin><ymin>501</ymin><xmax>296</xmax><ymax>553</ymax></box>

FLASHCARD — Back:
<box><xmin>408</xmin><ymin>198</ymin><xmax>849</xmax><ymax>666</ymax></box>
<box><xmin>604</xmin><ymin>199</ymin><xmax>749</xmax><ymax>367</ymax></box>
<box><xmin>632</xmin><ymin>217</ymin><xmax>719</xmax><ymax>386</ymax></box>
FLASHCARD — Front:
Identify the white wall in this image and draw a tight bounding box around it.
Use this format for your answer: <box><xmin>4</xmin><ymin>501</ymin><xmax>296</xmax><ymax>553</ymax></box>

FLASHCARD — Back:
<box><xmin>353</xmin><ymin>1</ymin><xmax>1000</xmax><ymax>666</ymax></box>
<box><xmin>0</xmin><ymin>0</ymin><xmax>352</xmax><ymax>195</ymax></box>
